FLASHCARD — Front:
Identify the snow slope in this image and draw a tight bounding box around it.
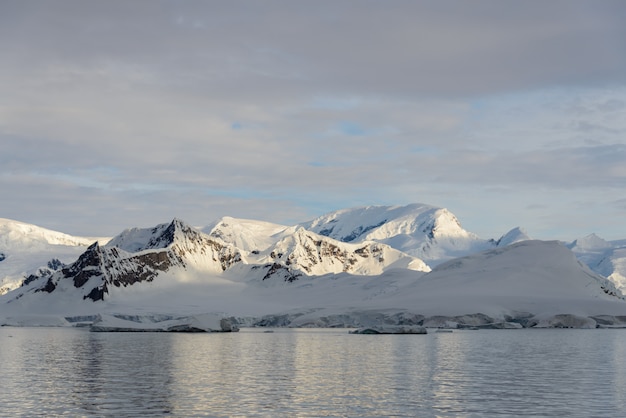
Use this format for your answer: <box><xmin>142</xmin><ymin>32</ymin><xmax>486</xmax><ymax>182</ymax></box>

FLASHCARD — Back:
<box><xmin>276</xmin><ymin>241</ymin><xmax>625</xmax><ymax>327</ymax></box>
<box><xmin>0</xmin><ymin>218</ymin><xmax>101</xmax><ymax>248</ymax></box>
<box><xmin>387</xmin><ymin>240</ymin><xmax>623</xmax><ymax>317</ymax></box>
<box><xmin>0</xmin><ymin>218</ymin><xmax>106</xmax><ymax>295</ymax></box>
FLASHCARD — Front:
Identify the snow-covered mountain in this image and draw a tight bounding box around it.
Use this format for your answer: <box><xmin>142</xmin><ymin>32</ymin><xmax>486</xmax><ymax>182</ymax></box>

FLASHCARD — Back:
<box><xmin>2</xmin><ymin>204</ymin><xmax>625</xmax><ymax>328</ymax></box>
<box><xmin>0</xmin><ymin>218</ymin><xmax>105</xmax><ymax>295</ymax></box>
<box><xmin>567</xmin><ymin>234</ymin><xmax>626</xmax><ymax>293</ymax></box>
<box><xmin>301</xmin><ymin>204</ymin><xmax>505</xmax><ymax>265</ymax></box>
<box><xmin>7</xmin><ymin>219</ymin><xmax>245</xmax><ymax>306</ymax></box>
<box><xmin>4</xmin><ymin>218</ymin><xmax>428</xmax><ymax>310</ymax></box>
<box><xmin>204</xmin><ymin>216</ymin><xmax>430</xmax><ymax>278</ymax></box>
<box><xmin>106</xmin><ymin>218</ymin><xmax>243</xmax><ymax>273</ymax></box>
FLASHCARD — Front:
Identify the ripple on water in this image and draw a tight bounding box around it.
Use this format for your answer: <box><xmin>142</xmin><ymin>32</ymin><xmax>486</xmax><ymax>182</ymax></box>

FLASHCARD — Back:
<box><xmin>1</xmin><ymin>328</ymin><xmax>625</xmax><ymax>417</ymax></box>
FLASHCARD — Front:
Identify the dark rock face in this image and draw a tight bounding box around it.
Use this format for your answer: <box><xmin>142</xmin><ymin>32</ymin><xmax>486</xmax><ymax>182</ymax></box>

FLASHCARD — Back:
<box><xmin>47</xmin><ymin>258</ymin><xmax>63</xmax><ymax>270</ymax></box>
<box><xmin>262</xmin><ymin>263</ymin><xmax>302</xmax><ymax>282</ymax></box>
<box><xmin>84</xmin><ymin>284</ymin><xmax>108</xmax><ymax>301</ymax></box>
<box><xmin>53</xmin><ymin>242</ymin><xmax>181</xmax><ymax>301</ymax></box>
<box><xmin>35</xmin><ymin>278</ymin><xmax>56</xmax><ymax>293</ymax></box>
<box><xmin>0</xmin><ymin>252</ymin><xmax>5</xmax><ymax>262</ymax></box>
<box><xmin>23</xmin><ymin>268</ymin><xmax>55</xmax><ymax>287</ymax></box>
<box><xmin>61</xmin><ymin>242</ymin><xmax>102</xmax><ymax>288</ymax></box>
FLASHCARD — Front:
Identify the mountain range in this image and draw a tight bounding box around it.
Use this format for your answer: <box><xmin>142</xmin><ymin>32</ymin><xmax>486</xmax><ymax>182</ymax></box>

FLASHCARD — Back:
<box><xmin>1</xmin><ymin>204</ymin><xmax>625</xmax><ymax>328</ymax></box>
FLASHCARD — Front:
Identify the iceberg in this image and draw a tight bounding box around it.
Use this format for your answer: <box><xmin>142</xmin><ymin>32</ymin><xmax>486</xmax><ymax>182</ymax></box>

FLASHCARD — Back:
<box><xmin>90</xmin><ymin>313</ymin><xmax>239</xmax><ymax>332</ymax></box>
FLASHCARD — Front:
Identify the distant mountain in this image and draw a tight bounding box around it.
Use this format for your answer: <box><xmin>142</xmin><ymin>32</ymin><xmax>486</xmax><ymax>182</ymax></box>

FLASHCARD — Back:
<box><xmin>0</xmin><ymin>218</ymin><xmax>102</xmax><ymax>296</ymax></box>
<box><xmin>205</xmin><ymin>216</ymin><xmax>430</xmax><ymax>277</ymax></box>
<box><xmin>495</xmin><ymin>227</ymin><xmax>531</xmax><ymax>247</ymax></box>
<box><xmin>302</xmin><ymin>204</ymin><xmax>500</xmax><ymax>264</ymax></box>
<box><xmin>203</xmin><ymin>216</ymin><xmax>292</xmax><ymax>252</ymax></box>
<box><xmin>567</xmin><ymin>234</ymin><xmax>626</xmax><ymax>293</ymax></box>
<box><xmin>0</xmin><ymin>218</ymin><xmax>99</xmax><ymax>249</ymax></box>
<box><xmin>595</xmin><ymin>248</ymin><xmax>626</xmax><ymax>293</ymax></box>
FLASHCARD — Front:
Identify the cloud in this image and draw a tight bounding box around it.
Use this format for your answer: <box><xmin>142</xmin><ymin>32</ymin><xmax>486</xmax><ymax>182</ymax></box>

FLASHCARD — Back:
<box><xmin>3</xmin><ymin>1</ymin><xmax>626</xmax><ymax>97</ymax></box>
<box><xmin>1</xmin><ymin>1</ymin><xmax>626</xmax><ymax>240</ymax></box>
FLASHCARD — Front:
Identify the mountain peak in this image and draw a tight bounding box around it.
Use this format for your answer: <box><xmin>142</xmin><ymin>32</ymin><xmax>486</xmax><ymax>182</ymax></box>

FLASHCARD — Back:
<box><xmin>106</xmin><ymin>218</ymin><xmax>201</xmax><ymax>253</ymax></box>
<box><xmin>301</xmin><ymin>204</ymin><xmax>487</xmax><ymax>265</ymax></box>
<box><xmin>496</xmin><ymin>227</ymin><xmax>531</xmax><ymax>247</ymax></box>
<box><xmin>569</xmin><ymin>233</ymin><xmax>613</xmax><ymax>252</ymax></box>
<box><xmin>204</xmin><ymin>216</ymin><xmax>290</xmax><ymax>252</ymax></box>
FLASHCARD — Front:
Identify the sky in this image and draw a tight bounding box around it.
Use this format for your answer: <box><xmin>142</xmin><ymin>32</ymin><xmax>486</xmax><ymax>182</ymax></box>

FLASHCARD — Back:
<box><xmin>1</xmin><ymin>1</ymin><xmax>626</xmax><ymax>241</ymax></box>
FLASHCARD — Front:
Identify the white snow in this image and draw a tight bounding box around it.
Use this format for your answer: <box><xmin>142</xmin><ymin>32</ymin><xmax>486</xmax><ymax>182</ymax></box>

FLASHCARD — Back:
<box><xmin>0</xmin><ymin>218</ymin><xmax>106</xmax><ymax>248</ymax></box>
<box><xmin>380</xmin><ymin>240</ymin><xmax>625</xmax><ymax>318</ymax></box>
<box><xmin>2</xmin><ymin>206</ymin><xmax>626</xmax><ymax>328</ymax></box>
<box><xmin>300</xmin><ymin>204</ymin><xmax>495</xmax><ymax>265</ymax></box>
<box><xmin>203</xmin><ymin>216</ymin><xmax>292</xmax><ymax>252</ymax></box>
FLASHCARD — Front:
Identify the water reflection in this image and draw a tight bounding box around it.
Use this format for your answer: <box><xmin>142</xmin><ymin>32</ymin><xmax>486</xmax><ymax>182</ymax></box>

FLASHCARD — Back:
<box><xmin>66</xmin><ymin>332</ymin><xmax>176</xmax><ymax>415</ymax></box>
<box><xmin>1</xmin><ymin>327</ymin><xmax>625</xmax><ymax>416</ymax></box>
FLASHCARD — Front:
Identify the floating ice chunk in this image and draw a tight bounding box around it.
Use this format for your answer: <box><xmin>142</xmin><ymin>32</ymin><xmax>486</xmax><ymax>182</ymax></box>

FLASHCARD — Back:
<box><xmin>90</xmin><ymin>313</ymin><xmax>239</xmax><ymax>332</ymax></box>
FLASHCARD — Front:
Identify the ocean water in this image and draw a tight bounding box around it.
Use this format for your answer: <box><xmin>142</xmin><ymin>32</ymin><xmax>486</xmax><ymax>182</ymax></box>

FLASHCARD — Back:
<box><xmin>1</xmin><ymin>327</ymin><xmax>625</xmax><ymax>417</ymax></box>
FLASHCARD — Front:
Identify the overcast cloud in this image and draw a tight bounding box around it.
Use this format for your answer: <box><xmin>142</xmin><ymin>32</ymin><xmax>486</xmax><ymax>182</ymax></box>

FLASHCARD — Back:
<box><xmin>1</xmin><ymin>0</ymin><xmax>626</xmax><ymax>240</ymax></box>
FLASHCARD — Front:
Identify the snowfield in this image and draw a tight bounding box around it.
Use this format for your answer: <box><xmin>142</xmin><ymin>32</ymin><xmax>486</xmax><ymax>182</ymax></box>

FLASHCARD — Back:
<box><xmin>1</xmin><ymin>204</ymin><xmax>625</xmax><ymax>329</ymax></box>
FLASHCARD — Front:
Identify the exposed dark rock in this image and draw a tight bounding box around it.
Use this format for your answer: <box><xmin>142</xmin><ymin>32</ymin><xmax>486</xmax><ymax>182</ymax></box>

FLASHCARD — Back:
<box><xmin>35</xmin><ymin>278</ymin><xmax>56</xmax><ymax>293</ymax></box>
<box><xmin>262</xmin><ymin>263</ymin><xmax>302</xmax><ymax>282</ymax></box>
<box><xmin>84</xmin><ymin>283</ymin><xmax>108</xmax><ymax>301</ymax></box>
<box><xmin>47</xmin><ymin>258</ymin><xmax>63</xmax><ymax>270</ymax></box>
<box><xmin>341</xmin><ymin>220</ymin><xmax>387</xmax><ymax>242</ymax></box>
<box><xmin>22</xmin><ymin>267</ymin><xmax>55</xmax><ymax>287</ymax></box>
<box><xmin>61</xmin><ymin>242</ymin><xmax>102</xmax><ymax>288</ymax></box>
<box><xmin>318</xmin><ymin>227</ymin><xmax>334</xmax><ymax>237</ymax></box>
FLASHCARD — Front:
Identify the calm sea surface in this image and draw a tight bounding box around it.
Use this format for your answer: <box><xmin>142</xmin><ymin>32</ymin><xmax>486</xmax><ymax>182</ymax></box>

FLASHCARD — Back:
<box><xmin>1</xmin><ymin>327</ymin><xmax>625</xmax><ymax>417</ymax></box>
